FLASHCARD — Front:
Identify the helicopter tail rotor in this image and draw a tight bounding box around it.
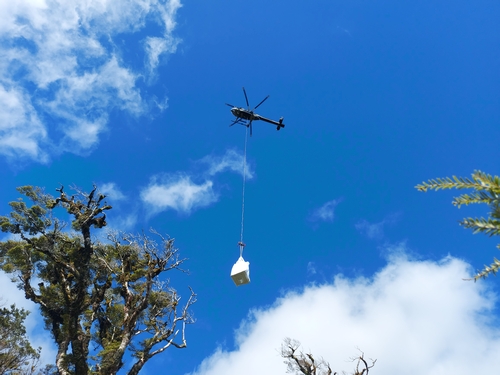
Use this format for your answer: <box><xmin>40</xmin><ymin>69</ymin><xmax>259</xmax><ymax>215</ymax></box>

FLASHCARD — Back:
<box><xmin>277</xmin><ymin>117</ymin><xmax>285</xmax><ymax>130</ymax></box>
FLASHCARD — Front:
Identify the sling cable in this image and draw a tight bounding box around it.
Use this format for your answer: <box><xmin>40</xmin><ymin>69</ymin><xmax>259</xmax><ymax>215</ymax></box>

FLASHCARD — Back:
<box><xmin>230</xmin><ymin>126</ymin><xmax>251</xmax><ymax>286</ymax></box>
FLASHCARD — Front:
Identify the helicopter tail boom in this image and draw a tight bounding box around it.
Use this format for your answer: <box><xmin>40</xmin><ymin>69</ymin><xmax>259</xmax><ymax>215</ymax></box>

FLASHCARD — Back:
<box><xmin>257</xmin><ymin>115</ymin><xmax>285</xmax><ymax>130</ymax></box>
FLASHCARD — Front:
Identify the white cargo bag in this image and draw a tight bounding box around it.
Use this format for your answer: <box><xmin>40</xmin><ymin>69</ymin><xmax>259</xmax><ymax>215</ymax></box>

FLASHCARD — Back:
<box><xmin>231</xmin><ymin>256</ymin><xmax>250</xmax><ymax>286</ymax></box>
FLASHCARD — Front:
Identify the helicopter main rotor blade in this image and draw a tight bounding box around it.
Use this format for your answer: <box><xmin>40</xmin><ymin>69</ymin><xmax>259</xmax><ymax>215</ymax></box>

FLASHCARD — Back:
<box><xmin>242</xmin><ymin>87</ymin><xmax>250</xmax><ymax>109</ymax></box>
<box><xmin>226</xmin><ymin>103</ymin><xmax>236</xmax><ymax>107</ymax></box>
<box><xmin>229</xmin><ymin>118</ymin><xmax>241</xmax><ymax>127</ymax></box>
<box><xmin>254</xmin><ymin>95</ymin><xmax>269</xmax><ymax>110</ymax></box>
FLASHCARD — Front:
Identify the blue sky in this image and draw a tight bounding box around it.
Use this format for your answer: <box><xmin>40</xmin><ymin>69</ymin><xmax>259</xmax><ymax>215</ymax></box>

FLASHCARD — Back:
<box><xmin>1</xmin><ymin>1</ymin><xmax>500</xmax><ymax>374</ymax></box>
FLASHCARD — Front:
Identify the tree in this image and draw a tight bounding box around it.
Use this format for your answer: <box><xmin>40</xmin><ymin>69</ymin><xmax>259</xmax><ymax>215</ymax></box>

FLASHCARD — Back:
<box><xmin>0</xmin><ymin>303</ymin><xmax>40</xmax><ymax>375</ymax></box>
<box><xmin>0</xmin><ymin>185</ymin><xmax>196</xmax><ymax>375</ymax></box>
<box><xmin>281</xmin><ymin>338</ymin><xmax>376</xmax><ymax>375</ymax></box>
<box><xmin>416</xmin><ymin>170</ymin><xmax>500</xmax><ymax>280</ymax></box>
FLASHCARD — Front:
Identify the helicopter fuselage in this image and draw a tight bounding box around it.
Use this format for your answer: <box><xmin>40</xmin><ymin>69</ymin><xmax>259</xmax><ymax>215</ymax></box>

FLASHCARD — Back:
<box><xmin>231</xmin><ymin>107</ymin><xmax>284</xmax><ymax>128</ymax></box>
<box><xmin>231</xmin><ymin>107</ymin><xmax>258</xmax><ymax>121</ymax></box>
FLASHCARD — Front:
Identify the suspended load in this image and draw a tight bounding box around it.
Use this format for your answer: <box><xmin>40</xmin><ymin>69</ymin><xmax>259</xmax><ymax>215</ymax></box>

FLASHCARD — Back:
<box><xmin>231</xmin><ymin>256</ymin><xmax>250</xmax><ymax>286</ymax></box>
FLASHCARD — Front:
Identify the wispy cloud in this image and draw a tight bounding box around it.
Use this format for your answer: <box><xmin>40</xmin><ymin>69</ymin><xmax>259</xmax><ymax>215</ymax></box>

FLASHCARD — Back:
<box><xmin>200</xmin><ymin>149</ymin><xmax>254</xmax><ymax>179</ymax></box>
<box><xmin>141</xmin><ymin>149</ymin><xmax>251</xmax><ymax>216</ymax></box>
<box><xmin>336</xmin><ymin>25</ymin><xmax>352</xmax><ymax>37</ymax></box>
<box><xmin>188</xmin><ymin>246</ymin><xmax>500</xmax><ymax>375</ymax></box>
<box><xmin>307</xmin><ymin>261</ymin><xmax>317</xmax><ymax>276</ymax></box>
<box><xmin>309</xmin><ymin>199</ymin><xmax>342</xmax><ymax>223</ymax></box>
<box><xmin>103</xmin><ymin>213</ymin><xmax>138</xmax><ymax>235</ymax></box>
<box><xmin>99</xmin><ymin>182</ymin><xmax>126</xmax><ymax>202</ymax></box>
<box><xmin>0</xmin><ymin>0</ymin><xmax>182</xmax><ymax>162</ymax></box>
<box><xmin>145</xmin><ymin>0</ymin><xmax>181</xmax><ymax>72</ymax></box>
<box><xmin>0</xmin><ymin>85</ymin><xmax>48</xmax><ymax>163</ymax></box>
<box><xmin>355</xmin><ymin>219</ymin><xmax>385</xmax><ymax>240</ymax></box>
<box><xmin>141</xmin><ymin>174</ymin><xmax>217</xmax><ymax>215</ymax></box>
<box><xmin>356</xmin><ymin>213</ymin><xmax>400</xmax><ymax>240</ymax></box>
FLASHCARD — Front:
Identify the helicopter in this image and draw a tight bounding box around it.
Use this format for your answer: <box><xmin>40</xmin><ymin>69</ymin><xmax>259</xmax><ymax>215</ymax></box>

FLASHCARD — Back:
<box><xmin>226</xmin><ymin>87</ymin><xmax>285</xmax><ymax>136</ymax></box>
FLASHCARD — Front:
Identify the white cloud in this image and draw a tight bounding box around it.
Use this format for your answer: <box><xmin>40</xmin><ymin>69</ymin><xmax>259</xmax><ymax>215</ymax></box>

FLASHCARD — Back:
<box><xmin>356</xmin><ymin>213</ymin><xmax>400</xmax><ymax>240</ymax></box>
<box><xmin>141</xmin><ymin>174</ymin><xmax>217</xmax><ymax>215</ymax></box>
<box><xmin>141</xmin><ymin>150</ymin><xmax>252</xmax><ymax>216</ymax></box>
<box><xmin>145</xmin><ymin>37</ymin><xmax>169</xmax><ymax>72</ymax></box>
<box><xmin>113</xmin><ymin>213</ymin><xmax>138</xmax><ymax>231</ymax></box>
<box><xmin>99</xmin><ymin>182</ymin><xmax>126</xmax><ymax>201</ymax></box>
<box><xmin>0</xmin><ymin>85</ymin><xmax>49</xmax><ymax>162</ymax></box>
<box><xmin>201</xmin><ymin>149</ymin><xmax>254</xmax><ymax>179</ymax></box>
<box><xmin>188</xmin><ymin>249</ymin><xmax>500</xmax><ymax>375</ymax></box>
<box><xmin>0</xmin><ymin>0</ymin><xmax>182</xmax><ymax>162</ymax></box>
<box><xmin>145</xmin><ymin>35</ymin><xmax>179</xmax><ymax>74</ymax></box>
<box><xmin>307</xmin><ymin>261</ymin><xmax>317</xmax><ymax>276</ymax></box>
<box><xmin>356</xmin><ymin>219</ymin><xmax>385</xmax><ymax>240</ymax></box>
<box><xmin>310</xmin><ymin>199</ymin><xmax>341</xmax><ymax>222</ymax></box>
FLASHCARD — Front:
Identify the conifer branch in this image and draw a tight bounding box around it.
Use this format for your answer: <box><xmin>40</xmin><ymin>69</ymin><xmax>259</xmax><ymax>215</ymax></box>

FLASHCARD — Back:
<box><xmin>471</xmin><ymin>258</ymin><xmax>500</xmax><ymax>281</ymax></box>
<box><xmin>417</xmin><ymin>170</ymin><xmax>500</xmax><ymax>280</ymax></box>
<box><xmin>452</xmin><ymin>191</ymin><xmax>498</xmax><ymax>208</ymax></box>
<box><xmin>416</xmin><ymin>170</ymin><xmax>500</xmax><ymax>193</ymax></box>
<box><xmin>460</xmin><ymin>218</ymin><xmax>500</xmax><ymax>236</ymax></box>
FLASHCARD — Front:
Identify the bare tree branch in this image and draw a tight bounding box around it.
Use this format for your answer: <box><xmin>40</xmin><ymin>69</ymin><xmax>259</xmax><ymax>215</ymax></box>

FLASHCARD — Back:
<box><xmin>281</xmin><ymin>338</ymin><xmax>375</xmax><ymax>375</ymax></box>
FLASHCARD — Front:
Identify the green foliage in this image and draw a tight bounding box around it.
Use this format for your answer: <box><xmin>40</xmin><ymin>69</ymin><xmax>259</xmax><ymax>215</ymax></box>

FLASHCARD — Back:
<box><xmin>0</xmin><ymin>303</ymin><xmax>41</xmax><ymax>375</ymax></box>
<box><xmin>0</xmin><ymin>187</ymin><xmax>53</xmax><ymax>236</ymax></box>
<box><xmin>416</xmin><ymin>171</ymin><xmax>500</xmax><ymax>194</ymax></box>
<box><xmin>416</xmin><ymin>170</ymin><xmax>500</xmax><ymax>280</ymax></box>
<box><xmin>0</xmin><ymin>185</ymin><xmax>196</xmax><ymax>375</ymax></box>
